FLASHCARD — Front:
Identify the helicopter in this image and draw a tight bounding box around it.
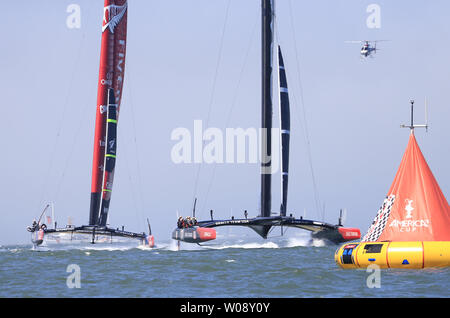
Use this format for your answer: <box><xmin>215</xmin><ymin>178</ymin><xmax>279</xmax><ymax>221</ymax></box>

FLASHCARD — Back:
<box><xmin>345</xmin><ymin>40</ymin><xmax>389</xmax><ymax>58</ymax></box>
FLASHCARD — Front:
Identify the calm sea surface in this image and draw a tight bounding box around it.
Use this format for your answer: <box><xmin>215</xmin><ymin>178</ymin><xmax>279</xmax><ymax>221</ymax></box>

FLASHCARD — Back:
<box><xmin>1</xmin><ymin>234</ymin><xmax>449</xmax><ymax>298</ymax></box>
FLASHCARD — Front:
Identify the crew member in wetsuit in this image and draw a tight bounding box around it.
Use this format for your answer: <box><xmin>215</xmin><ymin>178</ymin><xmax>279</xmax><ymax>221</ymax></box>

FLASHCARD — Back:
<box><xmin>27</xmin><ymin>220</ymin><xmax>39</xmax><ymax>232</ymax></box>
<box><xmin>177</xmin><ymin>216</ymin><xmax>184</xmax><ymax>229</ymax></box>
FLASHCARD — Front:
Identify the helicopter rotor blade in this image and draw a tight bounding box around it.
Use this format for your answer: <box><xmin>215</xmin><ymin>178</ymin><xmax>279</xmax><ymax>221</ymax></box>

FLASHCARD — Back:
<box><xmin>345</xmin><ymin>40</ymin><xmax>390</xmax><ymax>44</ymax></box>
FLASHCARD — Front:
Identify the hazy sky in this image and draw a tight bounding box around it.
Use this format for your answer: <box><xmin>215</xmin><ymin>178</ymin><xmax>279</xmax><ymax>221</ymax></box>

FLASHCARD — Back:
<box><xmin>2</xmin><ymin>0</ymin><xmax>450</xmax><ymax>245</ymax></box>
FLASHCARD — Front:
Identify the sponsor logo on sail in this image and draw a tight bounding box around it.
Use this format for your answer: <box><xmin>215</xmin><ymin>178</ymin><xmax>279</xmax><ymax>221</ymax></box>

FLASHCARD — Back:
<box><xmin>102</xmin><ymin>2</ymin><xmax>127</xmax><ymax>34</ymax></box>
<box><xmin>389</xmin><ymin>199</ymin><xmax>430</xmax><ymax>232</ymax></box>
<box><xmin>405</xmin><ymin>199</ymin><xmax>414</xmax><ymax>219</ymax></box>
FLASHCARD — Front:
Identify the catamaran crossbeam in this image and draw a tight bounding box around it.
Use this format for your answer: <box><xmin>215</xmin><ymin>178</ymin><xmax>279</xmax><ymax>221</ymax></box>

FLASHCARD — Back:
<box><xmin>44</xmin><ymin>226</ymin><xmax>148</xmax><ymax>242</ymax></box>
<box><xmin>172</xmin><ymin>215</ymin><xmax>360</xmax><ymax>245</ymax></box>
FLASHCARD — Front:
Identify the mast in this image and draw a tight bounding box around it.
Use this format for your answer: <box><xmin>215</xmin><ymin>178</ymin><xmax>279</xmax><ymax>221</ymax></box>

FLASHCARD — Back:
<box><xmin>260</xmin><ymin>0</ymin><xmax>274</xmax><ymax>218</ymax></box>
<box><xmin>278</xmin><ymin>46</ymin><xmax>290</xmax><ymax>217</ymax></box>
<box><xmin>89</xmin><ymin>0</ymin><xmax>128</xmax><ymax>225</ymax></box>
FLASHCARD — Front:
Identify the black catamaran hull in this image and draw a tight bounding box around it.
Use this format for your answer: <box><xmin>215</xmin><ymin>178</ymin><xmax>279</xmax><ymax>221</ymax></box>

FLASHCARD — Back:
<box><xmin>191</xmin><ymin>216</ymin><xmax>360</xmax><ymax>244</ymax></box>
<box><xmin>172</xmin><ymin>216</ymin><xmax>360</xmax><ymax>245</ymax></box>
<box><xmin>172</xmin><ymin>227</ymin><xmax>216</xmax><ymax>244</ymax></box>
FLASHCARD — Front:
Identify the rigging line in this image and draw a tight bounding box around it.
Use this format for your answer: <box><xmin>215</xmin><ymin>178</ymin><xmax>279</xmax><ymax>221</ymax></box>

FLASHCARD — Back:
<box><xmin>287</xmin><ymin>0</ymin><xmax>323</xmax><ymax>220</ymax></box>
<box><xmin>51</xmin><ymin>0</ymin><xmax>97</xmax><ymax>207</ymax></box>
<box><xmin>124</xmin><ymin>62</ymin><xmax>146</xmax><ymax>230</ymax></box>
<box><xmin>35</xmin><ymin>25</ymin><xmax>88</xmax><ymax>212</ymax></box>
<box><xmin>122</xmin><ymin>127</ymin><xmax>143</xmax><ymax>232</ymax></box>
<box><xmin>284</xmin><ymin>73</ymin><xmax>323</xmax><ymax>220</ymax></box>
<box><xmin>192</xmin><ymin>0</ymin><xmax>232</xmax><ymax>209</ymax></box>
<box><xmin>53</xmin><ymin>84</ymin><xmax>95</xmax><ymax>204</ymax></box>
<box><xmin>200</xmin><ymin>9</ymin><xmax>259</xmax><ymax>216</ymax></box>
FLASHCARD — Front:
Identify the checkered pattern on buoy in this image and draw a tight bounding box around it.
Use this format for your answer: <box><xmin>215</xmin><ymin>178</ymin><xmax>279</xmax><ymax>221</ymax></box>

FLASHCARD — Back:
<box><xmin>362</xmin><ymin>195</ymin><xmax>396</xmax><ymax>242</ymax></box>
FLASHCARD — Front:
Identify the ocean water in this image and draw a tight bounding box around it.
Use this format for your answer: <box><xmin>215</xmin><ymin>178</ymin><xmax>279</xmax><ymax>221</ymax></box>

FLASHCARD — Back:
<box><xmin>1</xmin><ymin>234</ymin><xmax>449</xmax><ymax>298</ymax></box>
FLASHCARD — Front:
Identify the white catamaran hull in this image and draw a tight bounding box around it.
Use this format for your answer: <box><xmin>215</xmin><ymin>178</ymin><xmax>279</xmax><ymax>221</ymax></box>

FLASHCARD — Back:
<box><xmin>32</xmin><ymin>226</ymin><xmax>154</xmax><ymax>248</ymax></box>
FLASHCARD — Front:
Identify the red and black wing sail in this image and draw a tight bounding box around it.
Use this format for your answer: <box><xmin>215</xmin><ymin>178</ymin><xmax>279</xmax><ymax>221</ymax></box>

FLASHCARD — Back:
<box><xmin>89</xmin><ymin>0</ymin><xmax>128</xmax><ymax>226</ymax></box>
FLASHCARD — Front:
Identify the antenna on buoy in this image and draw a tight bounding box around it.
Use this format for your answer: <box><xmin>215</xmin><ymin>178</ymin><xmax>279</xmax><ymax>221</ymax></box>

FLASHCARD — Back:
<box><xmin>400</xmin><ymin>99</ymin><xmax>428</xmax><ymax>132</ymax></box>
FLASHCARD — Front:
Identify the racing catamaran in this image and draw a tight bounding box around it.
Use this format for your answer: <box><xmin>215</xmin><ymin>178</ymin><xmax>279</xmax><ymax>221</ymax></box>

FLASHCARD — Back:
<box><xmin>27</xmin><ymin>0</ymin><xmax>154</xmax><ymax>248</ymax></box>
<box><xmin>172</xmin><ymin>0</ymin><xmax>360</xmax><ymax>246</ymax></box>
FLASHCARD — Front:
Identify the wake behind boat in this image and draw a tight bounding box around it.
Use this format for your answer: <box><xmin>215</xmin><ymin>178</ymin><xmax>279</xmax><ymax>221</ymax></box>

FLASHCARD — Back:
<box><xmin>27</xmin><ymin>0</ymin><xmax>154</xmax><ymax>249</ymax></box>
<box><xmin>172</xmin><ymin>0</ymin><xmax>360</xmax><ymax>247</ymax></box>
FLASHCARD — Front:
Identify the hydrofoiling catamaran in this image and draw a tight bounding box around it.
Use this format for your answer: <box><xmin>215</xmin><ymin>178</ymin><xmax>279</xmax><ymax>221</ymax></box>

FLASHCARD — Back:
<box><xmin>172</xmin><ymin>0</ymin><xmax>360</xmax><ymax>246</ymax></box>
<box><xmin>27</xmin><ymin>0</ymin><xmax>154</xmax><ymax>248</ymax></box>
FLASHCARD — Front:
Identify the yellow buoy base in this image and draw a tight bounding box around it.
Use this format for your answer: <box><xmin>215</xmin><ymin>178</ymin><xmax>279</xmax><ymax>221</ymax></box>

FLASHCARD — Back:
<box><xmin>335</xmin><ymin>241</ymin><xmax>450</xmax><ymax>269</ymax></box>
